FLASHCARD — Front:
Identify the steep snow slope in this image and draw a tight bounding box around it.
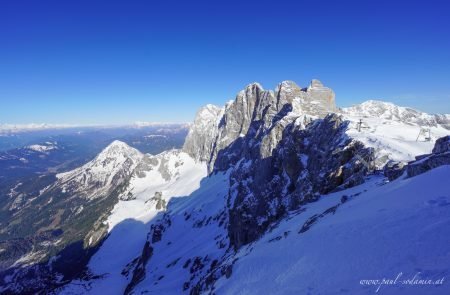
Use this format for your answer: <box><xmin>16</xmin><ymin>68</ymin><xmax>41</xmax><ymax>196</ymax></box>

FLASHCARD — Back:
<box><xmin>342</xmin><ymin>101</ymin><xmax>450</xmax><ymax>166</ymax></box>
<box><xmin>62</xmin><ymin>165</ymin><xmax>450</xmax><ymax>295</ymax></box>
<box><xmin>60</xmin><ymin>150</ymin><xmax>207</xmax><ymax>294</ymax></box>
<box><xmin>215</xmin><ymin>166</ymin><xmax>450</xmax><ymax>295</ymax></box>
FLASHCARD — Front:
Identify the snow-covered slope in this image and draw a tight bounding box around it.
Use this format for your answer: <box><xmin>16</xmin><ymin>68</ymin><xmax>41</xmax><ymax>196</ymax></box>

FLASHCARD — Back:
<box><xmin>216</xmin><ymin>166</ymin><xmax>450</xmax><ymax>295</ymax></box>
<box><xmin>62</xmin><ymin>156</ymin><xmax>450</xmax><ymax>295</ymax></box>
<box><xmin>342</xmin><ymin>100</ymin><xmax>450</xmax><ymax>166</ymax></box>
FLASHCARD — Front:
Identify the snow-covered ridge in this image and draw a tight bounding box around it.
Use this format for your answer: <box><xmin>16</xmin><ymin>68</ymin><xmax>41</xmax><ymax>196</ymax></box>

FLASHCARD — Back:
<box><xmin>342</xmin><ymin>100</ymin><xmax>450</xmax><ymax>128</ymax></box>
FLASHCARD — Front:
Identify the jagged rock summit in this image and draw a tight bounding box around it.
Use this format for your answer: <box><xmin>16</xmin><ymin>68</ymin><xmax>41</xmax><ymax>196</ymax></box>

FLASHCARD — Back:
<box><xmin>183</xmin><ymin>79</ymin><xmax>337</xmax><ymax>171</ymax></box>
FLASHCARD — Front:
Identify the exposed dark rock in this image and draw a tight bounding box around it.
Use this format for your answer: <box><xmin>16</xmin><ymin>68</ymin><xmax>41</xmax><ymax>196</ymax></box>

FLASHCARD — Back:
<box><xmin>432</xmin><ymin>135</ymin><xmax>450</xmax><ymax>154</ymax></box>
<box><xmin>383</xmin><ymin>160</ymin><xmax>407</xmax><ymax>181</ymax></box>
<box><xmin>407</xmin><ymin>153</ymin><xmax>450</xmax><ymax>178</ymax></box>
<box><xmin>124</xmin><ymin>241</ymin><xmax>154</xmax><ymax>295</ymax></box>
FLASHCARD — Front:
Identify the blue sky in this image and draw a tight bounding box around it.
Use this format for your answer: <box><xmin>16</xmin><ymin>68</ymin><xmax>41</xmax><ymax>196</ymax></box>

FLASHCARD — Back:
<box><xmin>1</xmin><ymin>0</ymin><xmax>449</xmax><ymax>124</ymax></box>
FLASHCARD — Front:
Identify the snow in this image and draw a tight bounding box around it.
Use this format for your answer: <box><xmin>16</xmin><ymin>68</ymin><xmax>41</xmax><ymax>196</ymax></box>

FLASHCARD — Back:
<box><xmin>215</xmin><ymin>166</ymin><xmax>450</xmax><ymax>295</ymax></box>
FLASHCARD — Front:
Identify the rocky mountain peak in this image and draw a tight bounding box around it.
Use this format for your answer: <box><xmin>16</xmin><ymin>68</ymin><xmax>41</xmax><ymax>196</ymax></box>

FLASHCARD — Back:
<box><xmin>183</xmin><ymin>79</ymin><xmax>338</xmax><ymax>170</ymax></box>
<box><xmin>309</xmin><ymin>78</ymin><xmax>324</xmax><ymax>88</ymax></box>
<box><xmin>53</xmin><ymin>140</ymin><xmax>143</xmax><ymax>200</ymax></box>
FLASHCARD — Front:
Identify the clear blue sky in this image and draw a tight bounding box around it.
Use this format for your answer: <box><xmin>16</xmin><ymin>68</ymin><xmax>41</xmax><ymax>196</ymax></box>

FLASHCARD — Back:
<box><xmin>1</xmin><ymin>0</ymin><xmax>449</xmax><ymax>124</ymax></box>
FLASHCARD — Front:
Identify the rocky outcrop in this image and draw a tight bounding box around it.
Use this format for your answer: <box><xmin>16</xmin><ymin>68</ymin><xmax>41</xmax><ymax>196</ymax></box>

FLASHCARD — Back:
<box><xmin>432</xmin><ymin>135</ymin><xmax>450</xmax><ymax>154</ymax></box>
<box><xmin>407</xmin><ymin>135</ymin><xmax>450</xmax><ymax>178</ymax></box>
<box><xmin>383</xmin><ymin>160</ymin><xmax>407</xmax><ymax>181</ymax></box>
<box><xmin>182</xmin><ymin>104</ymin><xmax>224</xmax><ymax>164</ymax></box>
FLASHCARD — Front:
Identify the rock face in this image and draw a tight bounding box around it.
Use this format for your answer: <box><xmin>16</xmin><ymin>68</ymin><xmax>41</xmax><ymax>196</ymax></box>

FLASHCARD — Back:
<box><xmin>182</xmin><ymin>104</ymin><xmax>224</xmax><ymax>163</ymax></box>
<box><xmin>407</xmin><ymin>135</ymin><xmax>450</xmax><ymax>178</ymax></box>
<box><xmin>183</xmin><ymin>80</ymin><xmax>367</xmax><ymax>249</ymax></box>
<box><xmin>183</xmin><ymin>80</ymin><xmax>337</xmax><ymax>172</ymax></box>
<box><xmin>226</xmin><ymin>114</ymin><xmax>373</xmax><ymax>249</ymax></box>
